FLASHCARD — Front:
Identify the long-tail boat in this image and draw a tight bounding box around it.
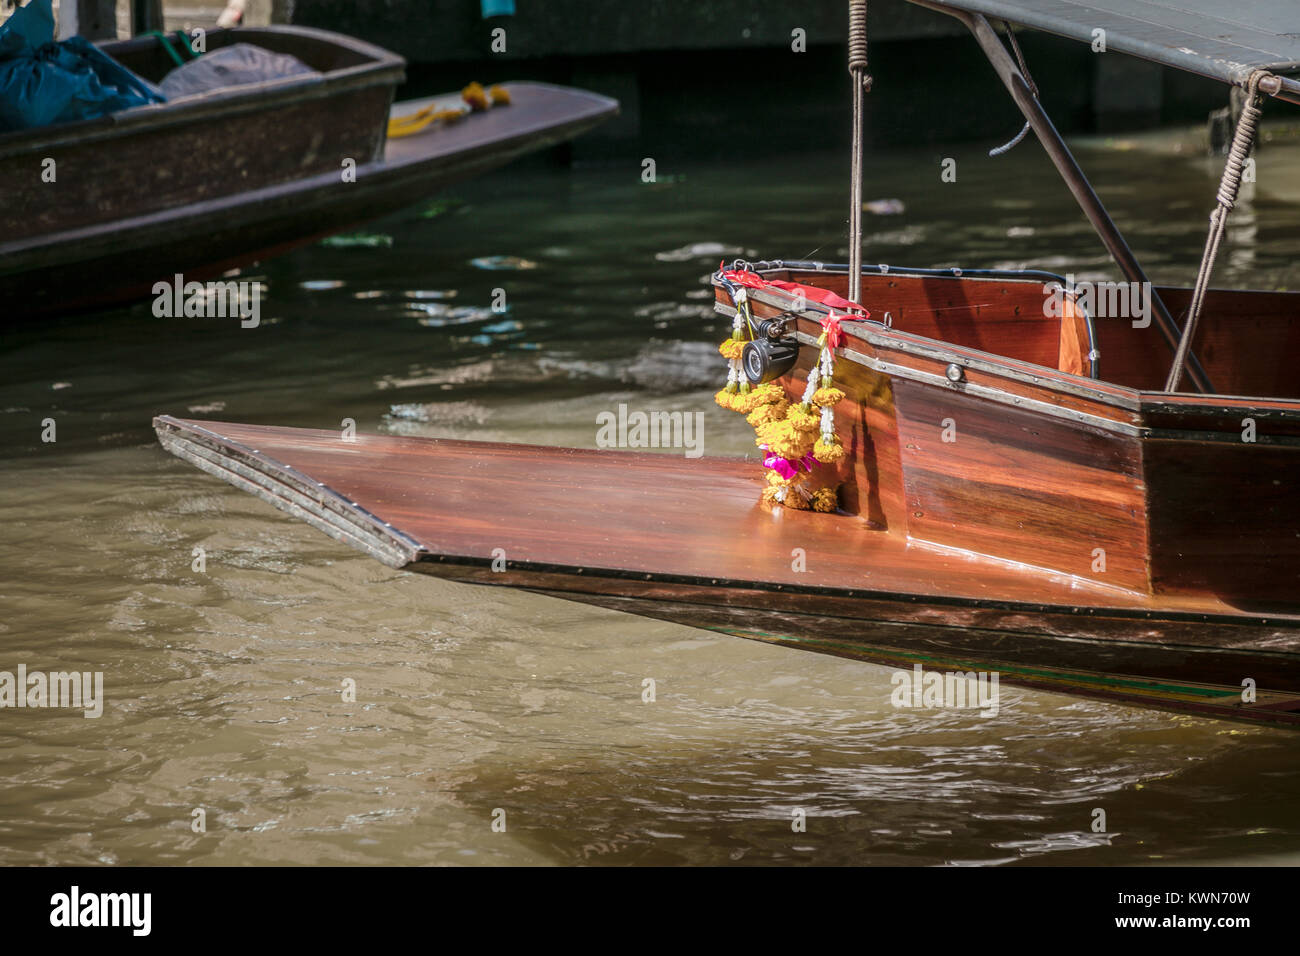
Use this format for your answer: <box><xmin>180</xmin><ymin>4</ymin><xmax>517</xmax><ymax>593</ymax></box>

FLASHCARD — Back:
<box><xmin>2</xmin><ymin>25</ymin><xmax>617</xmax><ymax>318</ymax></box>
<box><xmin>155</xmin><ymin>1</ymin><xmax>1300</xmax><ymax>726</ymax></box>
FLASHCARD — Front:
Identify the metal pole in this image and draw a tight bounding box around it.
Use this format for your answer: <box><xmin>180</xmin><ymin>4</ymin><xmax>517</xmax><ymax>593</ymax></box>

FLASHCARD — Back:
<box><xmin>914</xmin><ymin>3</ymin><xmax>1213</xmax><ymax>394</ymax></box>
<box><xmin>847</xmin><ymin>0</ymin><xmax>870</xmax><ymax>308</ymax></box>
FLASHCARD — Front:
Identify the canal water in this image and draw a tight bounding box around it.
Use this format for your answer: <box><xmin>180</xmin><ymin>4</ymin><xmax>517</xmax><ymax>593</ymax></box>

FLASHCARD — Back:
<box><xmin>3</xmin><ymin>126</ymin><xmax>1299</xmax><ymax>865</ymax></box>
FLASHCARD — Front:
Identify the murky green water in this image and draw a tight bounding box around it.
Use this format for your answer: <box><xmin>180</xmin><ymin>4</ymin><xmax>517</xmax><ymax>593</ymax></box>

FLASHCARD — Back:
<box><xmin>3</xmin><ymin>127</ymin><xmax>1299</xmax><ymax>866</ymax></box>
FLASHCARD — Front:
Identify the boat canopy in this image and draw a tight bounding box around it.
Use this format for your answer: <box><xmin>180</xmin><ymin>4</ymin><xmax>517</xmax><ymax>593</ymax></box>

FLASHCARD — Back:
<box><xmin>912</xmin><ymin>0</ymin><xmax>1300</xmax><ymax>103</ymax></box>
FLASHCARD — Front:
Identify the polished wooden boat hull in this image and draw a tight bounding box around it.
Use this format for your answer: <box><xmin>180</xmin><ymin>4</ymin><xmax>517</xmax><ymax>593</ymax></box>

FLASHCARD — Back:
<box><xmin>152</xmin><ymin>415</ymin><xmax>1300</xmax><ymax>725</ymax></box>
<box><xmin>714</xmin><ymin>265</ymin><xmax>1300</xmax><ymax>605</ymax></box>
<box><xmin>1</xmin><ymin>26</ymin><xmax>617</xmax><ymax>318</ymax></box>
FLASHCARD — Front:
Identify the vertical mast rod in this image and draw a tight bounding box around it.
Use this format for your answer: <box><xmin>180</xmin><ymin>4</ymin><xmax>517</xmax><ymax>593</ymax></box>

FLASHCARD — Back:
<box><xmin>847</xmin><ymin>0</ymin><xmax>870</xmax><ymax>307</ymax></box>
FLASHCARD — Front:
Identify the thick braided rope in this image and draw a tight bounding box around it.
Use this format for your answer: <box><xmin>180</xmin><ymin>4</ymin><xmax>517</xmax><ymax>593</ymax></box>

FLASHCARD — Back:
<box><xmin>1165</xmin><ymin>71</ymin><xmax>1269</xmax><ymax>391</ymax></box>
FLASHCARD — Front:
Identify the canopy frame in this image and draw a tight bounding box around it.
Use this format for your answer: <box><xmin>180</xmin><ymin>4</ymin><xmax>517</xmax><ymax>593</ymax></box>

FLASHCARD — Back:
<box><xmin>912</xmin><ymin>0</ymin><xmax>1216</xmax><ymax>393</ymax></box>
<box><xmin>909</xmin><ymin>0</ymin><xmax>1299</xmax><ymax>105</ymax></box>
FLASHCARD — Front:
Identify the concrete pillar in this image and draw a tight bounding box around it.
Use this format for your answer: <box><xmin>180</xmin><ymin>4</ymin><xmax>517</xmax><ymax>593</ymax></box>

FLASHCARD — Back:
<box><xmin>63</xmin><ymin>0</ymin><xmax>118</xmax><ymax>39</ymax></box>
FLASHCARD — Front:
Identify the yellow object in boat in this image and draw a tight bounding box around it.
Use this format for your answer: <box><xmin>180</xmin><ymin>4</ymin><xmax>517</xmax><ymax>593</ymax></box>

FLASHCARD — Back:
<box><xmin>387</xmin><ymin>105</ymin><xmax>466</xmax><ymax>138</ymax></box>
<box><xmin>462</xmin><ymin>82</ymin><xmax>489</xmax><ymax>111</ymax></box>
<box><xmin>387</xmin><ymin>83</ymin><xmax>510</xmax><ymax>138</ymax></box>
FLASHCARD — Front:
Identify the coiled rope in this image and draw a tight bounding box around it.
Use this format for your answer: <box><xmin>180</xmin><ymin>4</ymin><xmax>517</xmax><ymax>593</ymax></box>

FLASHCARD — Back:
<box><xmin>1165</xmin><ymin>70</ymin><xmax>1269</xmax><ymax>392</ymax></box>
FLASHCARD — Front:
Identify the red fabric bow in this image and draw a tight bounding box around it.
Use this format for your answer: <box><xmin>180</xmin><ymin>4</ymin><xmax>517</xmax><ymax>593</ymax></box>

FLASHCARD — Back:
<box><xmin>720</xmin><ymin>267</ymin><xmax>869</xmax><ymax>323</ymax></box>
<box><xmin>820</xmin><ymin>315</ymin><xmax>845</xmax><ymax>348</ymax></box>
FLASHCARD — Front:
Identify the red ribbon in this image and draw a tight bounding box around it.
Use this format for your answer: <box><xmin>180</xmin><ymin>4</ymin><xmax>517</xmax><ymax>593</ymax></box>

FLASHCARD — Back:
<box><xmin>720</xmin><ymin>268</ymin><xmax>869</xmax><ymax>324</ymax></box>
<box><xmin>820</xmin><ymin>315</ymin><xmax>845</xmax><ymax>348</ymax></box>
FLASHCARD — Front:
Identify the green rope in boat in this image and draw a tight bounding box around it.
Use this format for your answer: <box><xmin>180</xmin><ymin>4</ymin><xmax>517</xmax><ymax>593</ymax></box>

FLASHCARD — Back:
<box><xmin>144</xmin><ymin>29</ymin><xmax>203</xmax><ymax>69</ymax></box>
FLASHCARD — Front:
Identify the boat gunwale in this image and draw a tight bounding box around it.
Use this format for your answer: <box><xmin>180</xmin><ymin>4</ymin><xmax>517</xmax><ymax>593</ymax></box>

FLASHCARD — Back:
<box><xmin>0</xmin><ymin>25</ymin><xmax>406</xmax><ymax>159</ymax></box>
<box><xmin>712</xmin><ymin>285</ymin><xmax>1144</xmax><ymax>416</ymax></box>
<box><xmin>714</xmin><ymin>267</ymin><xmax>1300</xmax><ymax>417</ymax></box>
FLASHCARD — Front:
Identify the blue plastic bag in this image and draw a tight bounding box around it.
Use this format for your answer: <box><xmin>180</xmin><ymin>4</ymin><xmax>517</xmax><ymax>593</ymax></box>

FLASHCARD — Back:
<box><xmin>0</xmin><ymin>0</ymin><xmax>165</xmax><ymax>132</ymax></box>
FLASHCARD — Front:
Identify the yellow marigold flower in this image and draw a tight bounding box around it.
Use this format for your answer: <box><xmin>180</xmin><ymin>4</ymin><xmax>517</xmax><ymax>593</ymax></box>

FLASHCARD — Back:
<box><xmin>714</xmin><ymin>388</ymin><xmax>736</xmax><ymax>409</ymax></box>
<box><xmin>747</xmin><ymin>399</ymin><xmax>788</xmax><ymax>428</ymax></box>
<box><xmin>718</xmin><ymin>339</ymin><xmax>745</xmax><ymax>360</ymax></box>
<box><xmin>488</xmin><ymin>84</ymin><xmax>510</xmax><ymax>106</ymax></box>
<box><xmin>785</xmin><ymin>404</ymin><xmax>820</xmax><ymax>432</ymax></box>
<box><xmin>750</xmin><ymin>382</ymin><xmax>785</xmax><ymax>405</ymax></box>
<box><xmin>732</xmin><ymin>388</ymin><xmax>763</xmax><ymax>414</ymax></box>
<box><xmin>813</xmin><ymin>438</ymin><xmax>846</xmax><ymax>462</ymax></box>
<box><xmin>756</xmin><ymin>419</ymin><xmax>798</xmax><ymax>447</ymax></box>
<box><xmin>811</xmin><ymin>486</ymin><xmax>839</xmax><ymax>512</ymax></box>
<box><xmin>776</xmin><ymin>436</ymin><xmax>815</xmax><ymax>460</ymax></box>
<box><xmin>812</xmin><ymin>387</ymin><xmax>845</xmax><ymax>408</ymax></box>
<box><xmin>462</xmin><ymin>82</ymin><xmax>489</xmax><ymax>110</ymax></box>
<box><xmin>762</xmin><ymin>480</ymin><xmax>808</xmax><ymax>509</ymax></box>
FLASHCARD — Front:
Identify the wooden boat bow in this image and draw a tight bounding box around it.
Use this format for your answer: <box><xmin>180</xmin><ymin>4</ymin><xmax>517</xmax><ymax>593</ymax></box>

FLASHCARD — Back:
<box><xmin>153</xmin><ymin>415</ymin><xmax>1300</xmax><ymax>726</ymax></box>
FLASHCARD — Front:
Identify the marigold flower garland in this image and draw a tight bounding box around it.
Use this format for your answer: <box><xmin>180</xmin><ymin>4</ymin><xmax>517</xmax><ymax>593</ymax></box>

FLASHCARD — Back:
<box><xmin>715</xmin><ymin>294</ymin><xmax>849</xmax><ymax>513</ymax></box>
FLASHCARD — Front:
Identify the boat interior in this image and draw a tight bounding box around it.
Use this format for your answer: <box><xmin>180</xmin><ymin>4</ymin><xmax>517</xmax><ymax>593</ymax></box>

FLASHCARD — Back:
<box><xmin>758</xmin><ymin>263</ymin><xmax>1300</xmax><ymax>400</ymax></box>
<box><xmin>103</xmin><ymin>26</ymin><xmax>400</xmax><ymax>87</ymax></box>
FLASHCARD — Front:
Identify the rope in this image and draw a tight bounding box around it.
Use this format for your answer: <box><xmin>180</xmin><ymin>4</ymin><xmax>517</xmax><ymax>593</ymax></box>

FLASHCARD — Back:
<box><xmin>387</xmin><ymin>105</ymin><xmax>468</xmax><ymax>138</ymax></box>
<box><xmin>847</xmin><ymin>0</ymin><xmax>871</xmax><ymax>307</ymax></box>
<box><xmin>175</xmin><ymin>30</ymin><xmax>201</xmax><ymax>59</ymax></box>
<box><xmin>1164</xmin><ymin>71</ymin><xmax>1268</xmax><ymax>392</ymax></box>
<box><xmin>989</xmin><ymin>123</ymin><xmax>1029</xmax><ymax>157</ymax></box>
<box><xmin>989</xmin><ymin>23</ymin><xmax>1038</xmax><ymax>157</ymax></box>
<box><xmin>145</xmin><ymin>30</ymin><xmax>187</xmax><ymax>68</ymax></box>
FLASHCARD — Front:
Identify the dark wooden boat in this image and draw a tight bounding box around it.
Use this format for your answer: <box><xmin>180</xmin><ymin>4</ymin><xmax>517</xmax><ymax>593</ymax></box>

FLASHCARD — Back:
<box><xmin>1</xmin><ymin>26</ymin><xmax>617</xmax><ymax>318</ymax></box>
<box><xmin>153</xmin><ymin>1</ymin><xmax>1300</xmax><ymax>726</ymax></box>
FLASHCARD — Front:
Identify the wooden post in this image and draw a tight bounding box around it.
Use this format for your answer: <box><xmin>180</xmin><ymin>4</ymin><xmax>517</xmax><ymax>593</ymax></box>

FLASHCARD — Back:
<box><xmin>131</xmin><ymin>0</ymin><xmax>164</xmax><ymax>35</ymax></box>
